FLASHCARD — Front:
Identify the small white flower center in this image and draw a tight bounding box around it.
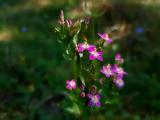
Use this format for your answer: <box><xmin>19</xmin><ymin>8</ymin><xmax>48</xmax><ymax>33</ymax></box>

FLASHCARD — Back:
<box><xmin>117</xmin><ymin>80</ymin><xmax>123</xmax><ymax>86</ymax></box>
<box><xmin>104</xmin><ymin>69</ymin><xmax>111</xmax><ymax>74</ymax></box>
<box><xmin>117</xmin><ymin>68</ymin><xmax>123</xmax><ymax>74</ymax></box>
<box><xmin>104</xmin><ymin>33</ymin><xmax>108</xmax><ymax>39</ymax></box>
<box><xmin>92</xmin><ymin>96</ymin><xmax>98</xmax><ymax>103</ymax></box>
<box><xmin>82</xmin><ymin>44</ymin><xmax>89</xmax><ymax>49</ymax></box>
<box><xmin>91</xmin><ymin>51</ymin><xmax>98</xmax><ymax>57</ymax></box>
<box><xmin>70</xmin><ymin>81</ymin><xmax>75</xmax><ymax>87</ymax></box>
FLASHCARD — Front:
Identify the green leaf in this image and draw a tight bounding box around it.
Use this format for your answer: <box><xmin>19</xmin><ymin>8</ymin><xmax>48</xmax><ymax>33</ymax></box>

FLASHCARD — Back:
<box><xmin>72</xmin><ymin>34</ymin><xmax>78</xmax><ymax>45</ymax></box>
<box><xmin>80</xmin><ymin>75</ymin><xmax>85</xmax><ymax>86</ymax></box>
<box><xmin>62</xmin><ymin>53</ymin><xmax>72</xmax><ymax>61</ymax></box>
<box><xmin>62</xmin><ymin>44</ymin><xmax>73</xmax><ymax>60</ymax></box>
<box><xmin>66</xmin><ymin>103</ymin><xmax>81</xmax><ymax>116</ymax></box>
<box><xmin>72</xmin><ymin>20</ymin><xmax>82</xmax><ymax>45</ymax></box>
<box><xmin>57</xmin><ymin>39</ymin><xmax>63</xmax><ymax>44</ymax></box>
<box><xmin>54</xmin><ymin>27</ymin><xmax>60</xmax><ymax>32</ymax></box>
<box><xmin>105</xmin><ymin>100</ymin><xmax>112</xmax><ymax>104</ymax></box>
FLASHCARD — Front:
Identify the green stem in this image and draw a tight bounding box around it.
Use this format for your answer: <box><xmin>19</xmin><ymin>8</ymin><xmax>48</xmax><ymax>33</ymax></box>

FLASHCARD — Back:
<box><xmin>73</xmin><ymin>54</ymin><xmax>77</xmax><ymax>79</ymax></box>
<box><xmin>84</xmin><ymin>0</ymin><xmax>87</xmax><ymax>16</ymax></box>
<box><xmin>91</xmin><ymin>18</ymin><xmax>95</xmax><ymax>41</ymax></box>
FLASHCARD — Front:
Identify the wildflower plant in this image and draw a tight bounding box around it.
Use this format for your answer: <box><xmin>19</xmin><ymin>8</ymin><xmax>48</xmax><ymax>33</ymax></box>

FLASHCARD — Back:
<box><xmin>55</xmin><ymin>10</ymin><xmax>127</xmax><ymax>116</ymax></box>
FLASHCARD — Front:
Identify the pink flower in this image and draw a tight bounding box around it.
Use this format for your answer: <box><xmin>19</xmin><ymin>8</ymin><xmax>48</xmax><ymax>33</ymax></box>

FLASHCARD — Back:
<box><xmin>88</xmin><ymin>48</ymin><xmax>103</xmax><ymax>61</ymax></box>
<box><xmin>87</xmin><ymin>93</ymin><xmax>101</xmax><ymax>107</ymax></box>
<box><xmin>77</xmin><ymin>43</ymin><xmax>96</xmax><ymax>52</ymax></box>
<box><xmin>98</xmin><ymin>33</ymin><xmax>112</xmax><ymax>44</ymax></box>
<box><xmin>113</xmin><ymin>76</ymin><xmax>124</xmax><ymax>88</ymax></box>
<box><xmin>112</xmin><ymin>65</ymin><xmax>127</xmax><ymax>78</ymax></box>
<box><xmin>100</xmin><ymin>64</ymin><xmax>114</xmax><ymax>78</ymax></box>
<box><xmin>66</xmin><ymin>79</ymin><xmax>76</xmax><ymax>90</ymax></box>
<box><xmin>58</xmin><ymin>10</ymin><xmax>65</xmax><ymax>25</ymax></box>
<box><xmin>115</xmin><ymin>53</ymin><xmax>124</xmax><ymax>64</ymax></box>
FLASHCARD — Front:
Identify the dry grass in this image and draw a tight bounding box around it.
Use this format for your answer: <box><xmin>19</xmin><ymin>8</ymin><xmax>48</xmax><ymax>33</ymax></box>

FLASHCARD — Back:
<box><xmin>0</xmin><ymin>30</ymin><xmax>12</xmax><ymax>42</ymax></box>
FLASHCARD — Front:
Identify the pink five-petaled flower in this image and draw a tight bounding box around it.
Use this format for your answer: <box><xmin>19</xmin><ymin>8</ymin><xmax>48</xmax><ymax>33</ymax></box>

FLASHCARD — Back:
<box><xmin>77</xmin><ymin>43</ymin><xmax>95</xmax><ymax>53</ymax></box>
<box><xmin>88</xmin><ymin>48</ymin><xmax>103</xmax><ymax>61</ymax></box>
<box><xmin>66</xmin><ymin>79</ymin><xmax>76</xmax><ymax>90</ymax></box>
<box><xmin>100</xmin><ymin>64</ymin><xmax>114</xmax><ymax>78</ymax></box>
<box><xmin>98</xmin><ymin>33</ymin><xmax>112</xmax><ymax>44</ymax></box>
<box><xmin>113</xmin><ymin>75</ymin><xmax>124</xmax><ymax>88</ymax></box>
<box><xmin>115</xmin><ymin>53</ymin><xmax>124</xmax><ymax>64</ymax></box>
<box><xmin>112</xmin><ymin>65</ymin><xmax>127</xmax><ymax>78</ymax></box>
<box><xmin>87</xmin><ymin>93</ymin><xmax>101</xmax><ymax>107</ymax></box>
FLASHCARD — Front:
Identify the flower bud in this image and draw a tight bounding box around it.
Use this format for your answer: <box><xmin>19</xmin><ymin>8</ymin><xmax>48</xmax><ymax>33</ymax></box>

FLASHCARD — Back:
<box><xmin>80</xmin><ymin>92</ymin><xmax>86</xmax><ymax>98</ymax></box>
<box><xmin>84</xmin><ymin>16</ymin><xmax>90</xmax><ymax>25</ymax></box>
<box><xmin>58</xmin><ymin>10</ymin><xmax>65</xmax><ymax>25</ymax></box>
<box><xmin>115</xmin><ymin>53</ymin><xmax>124</xmax><ymax>64</ymax></box>
<box><xmin>80</xmin><ymin>84</ymin><xmax>85</xmax><ymax>91</ymax></box>
<box><xmin>99</xmin><ymin>78</ymin><xmax>104</xmax><ymax>85</ymax></box>
<box><xmin>90</xmin><ymin>85</ymin><xmax>97</xmax><ymax>94</ymax></box>
<box><xmin>66</xmin><ymin>19</ymin><xmax>73</xmax><ymax>28</ymax></box>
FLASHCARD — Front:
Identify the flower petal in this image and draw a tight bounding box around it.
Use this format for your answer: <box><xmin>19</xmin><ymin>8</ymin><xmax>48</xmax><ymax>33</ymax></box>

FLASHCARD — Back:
<box><xmin>87</xmin><ymin>93</ymin><xmax>93</xmax><ymax>99</ymax></box>
<box><xmin>88</xmin><ymin>45</ymin><xmax>96</xmax><ymax>52</ymax></box>
<box><xmin>97</xmin><ymin>51</ymin><xmax>103</xmax><ymax>55</ymax></box>
<box><xmin>106</xmin><ymin>38</ymin><xmax>112</xmax><ymax>44</ymax></box>
<box><xmin>96</xmin><ymin>56</ymin><xmax>103</xmax><ymax>61</ymax></box>
<box><xmin>95</xmin><ymin>101</ymin><xmax>101</xmax><ymax>107</ymax></box>
<box><xmin>89</xmin><ymin>54</ymin><xmax>95</xmax><ymax>61</ymax></box>
<box><xmin>113</xmin><ymin>79</ymin><xmax>124</xmax><ymax>88</ymax></box>
<box><xmin>88</xmin><ymin>100</ymin><xmax>94</xmax><ymax>107</ymax></box>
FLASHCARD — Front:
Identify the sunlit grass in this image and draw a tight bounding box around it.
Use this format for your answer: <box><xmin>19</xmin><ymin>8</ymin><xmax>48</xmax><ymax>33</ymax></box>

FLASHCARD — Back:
<box><xmin>0</xmin><ymin>0</ymin><xmax>68</xmax><ymax>16</ymax></box>
<box><xmin>0</xmin><ymin>29</ymin><xmax>12</xmax><ymax>42</ymax></box>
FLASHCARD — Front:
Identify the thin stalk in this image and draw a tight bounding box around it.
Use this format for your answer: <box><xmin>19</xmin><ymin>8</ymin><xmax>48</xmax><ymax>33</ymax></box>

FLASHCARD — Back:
<box><xmin>84</xmin><ymin>0</ymin><xmax>87</xmax><ymax>16</ymax></box>
<box><xmin>91</xmin><ymin>18</ymin><xmax>95</xmax><ymax>41</ymax></box>
<box><xmin>73</xmin><ymin>52</ymin><xmax>77</xmax><ymax>79</ymax></box>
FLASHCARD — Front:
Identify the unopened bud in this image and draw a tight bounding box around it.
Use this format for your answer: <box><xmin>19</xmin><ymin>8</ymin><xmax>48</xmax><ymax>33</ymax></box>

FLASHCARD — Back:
<box><xmin>80</xmin><ymin>92</ymin><xmax>86</xmax><ymax>97</ymax></box>
<box><xmin>90</xmin><ymin>85</ymin><xmax>97</xmax><ymax>94</ymax></box>
<box><xmin>66</xmin><ymin>19</ymin><xmax>73</xmax><ymax>28</ymax></box>
<box><xmin>80</xmin><ymin>84</ymin><xmax>85</xmax><ymax>91</ymax></box>
<box><xmin>58</xmin><ymin>10</ymin><xmax>65</xmax><ymax>25</ymax></box>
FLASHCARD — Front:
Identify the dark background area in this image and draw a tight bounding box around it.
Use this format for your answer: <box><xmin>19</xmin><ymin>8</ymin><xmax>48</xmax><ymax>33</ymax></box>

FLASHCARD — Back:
<box><xmin>0</xmin><ymin>0</ymin><xmax>160</xmax><ymax>119</ymax></box>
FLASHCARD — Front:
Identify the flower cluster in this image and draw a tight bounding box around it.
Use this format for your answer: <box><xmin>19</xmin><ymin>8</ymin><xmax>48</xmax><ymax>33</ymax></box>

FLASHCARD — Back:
<box><xmin>56</xmin><ymin>10</ymin><xmax>127</xmax><ymax>109</ymax></box>
<box><xmin>100</xmin><ymin>54</ymin><xmax>127</xmax><ymax>88</ymax></box>
<box><xmin>77</xmin><ymin>43</ymin><xmax>103</xmax><ymax>61</ymax></box>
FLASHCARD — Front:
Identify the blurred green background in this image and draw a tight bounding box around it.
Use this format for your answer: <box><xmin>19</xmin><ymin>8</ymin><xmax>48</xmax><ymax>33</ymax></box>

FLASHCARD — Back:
<box><xmin>0</xmin><ymin>0</ymin><xmax>160</xmax><ymax>119</ymax></box>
